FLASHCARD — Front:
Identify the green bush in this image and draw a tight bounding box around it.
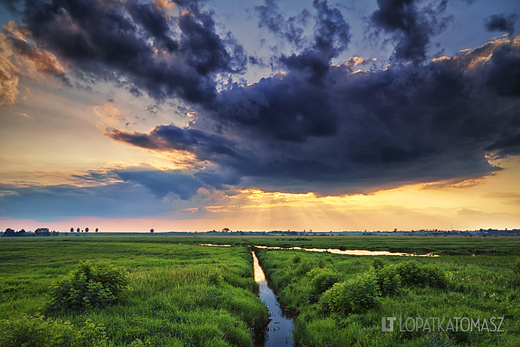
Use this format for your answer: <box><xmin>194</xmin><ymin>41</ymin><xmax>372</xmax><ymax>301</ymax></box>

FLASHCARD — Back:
<box><xmin>295</xmin><ymin>260</ymin><xmax>313</xmax><ymax>275</ymax></box>
<box><xmin>395</xmin><ymin>261</ymin><xmax>448</xmax><ymax>289</ymax></box>
<box><xmin>48</xmin><ymin>261</ymin><xmax>129</xmax><ymax>311</ymax></box>
<box><xmin>309</xmin><ymin>269</ymin><xmax>340</xmax><ymax>296</ymax></box>
<box><xmin>510</xmin><ymin>259</ymin><xmax>520</xmax><ymax>288</ymax></box>
<box><xmin>374</xmin><ymin>265</ymin><xmax>402</xmax><ymax>296</ymax></box>
<box><xmin>424</xmin><ymin>331</ymin><xmax>460</xmax><ymax>347</ymax></box>
<box><xmin>372</xmin><ymin>257</ymin><xmax>386</xmax><ymax>271</ymax></box>
<box><xmin>0</xmin><ymin>313</ymin><xmax>109</xmax><ymax>347</ymax></box>
<box><xmin>323</xmin><ymin>271</ymin><xmax>380</xmax><ymax>314</ymax></box>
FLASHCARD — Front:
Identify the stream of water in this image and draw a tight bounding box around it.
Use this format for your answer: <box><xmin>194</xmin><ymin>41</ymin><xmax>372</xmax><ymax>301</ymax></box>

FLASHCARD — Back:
<box><xmin>198</xmin><ymin>243</ymin><xmax>437</xmax><ymax>346</ymax></box>
<box><xmin>252</xmin><ymin>251</ymin><xmax>295</xmax><ymax>347</ymax></box>
<box><xmin>200</xmin><ymin>244</ymin><xmax>438</xmax><ymax>257</ymax></box>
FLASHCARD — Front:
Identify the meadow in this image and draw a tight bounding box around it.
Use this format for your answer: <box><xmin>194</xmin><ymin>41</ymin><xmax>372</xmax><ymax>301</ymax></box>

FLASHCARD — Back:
<box><xmin>153</xmin><ymin>234</ymin><xmax>520</xmax><ymax>256</ymax></box>
<box><xmin>0</xmin><ymin>235</ymin><xmax>519</xmax><ymax>346</ymax></box>
<box><xmin>256</xmin><ymin>248</ymin><xmax>520</xmax><ymax>346</ymax></box>
<box><xmin>0</xmin><ymin>238</ymin><xmax>268</xmax><ymax>346</ymax></box>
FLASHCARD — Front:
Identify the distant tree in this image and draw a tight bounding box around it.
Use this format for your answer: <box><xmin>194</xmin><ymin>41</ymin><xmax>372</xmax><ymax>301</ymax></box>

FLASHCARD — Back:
<box><xmin>222</xmin><ymin>228</ymin><xmax>230</xmax><ymax>233</ymax></box>
<box><xmin>95</xmin><ymin>228</ymin><xmax>99</xmax><ymax>233</ymax></box>
<box><xmin>85</xmin><ymin>227</ymin><xmax>89</xmax><ymax>233</ymax></box>
<box><xmin>77</xmin><ymin>228</ymin><xmax>80</xmax><ymax>233</ymax></box>
<box><xmin>70</xmin><ymin>227</ymin><xmax>74</xmax><ymax>233</ymax></box>
<box><xmin>3</xmin><ymin>228</ymin><xmax>16</xmax><ymax>237</ymax></box>
<box><xmin>35</xmin><ymin>228</ymin><xmax>50</xmax><ymax>236</ymax></box>
<box><xmin>150</xmin><ymin>228</ymin><xmax>154</xmax><ymax>233</ymax></box>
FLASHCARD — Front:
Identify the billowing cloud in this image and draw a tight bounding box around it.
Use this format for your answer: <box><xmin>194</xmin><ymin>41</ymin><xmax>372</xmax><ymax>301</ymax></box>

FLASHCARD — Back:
<box><xmin>2</xmin><ymin>0</ymin><xmax>520</xmax><ymax>199</ymax></box>
<box><xmin>0</xmin><ymin>20</ymin><xmax>68</xmax><ymax>104</ymax></box>
<box><xmin>3</xmin><ymin>0</ymin><xmax>246</xmax><ymax>105</ymax></box>
<box><xmin>6</xmin><ymin>34</ymin><xmax>65</xmax><ymax>77</ymax></box>
<box><xmin>255</xmin><ymin>0</ymin><xmax>349</xmax><ymax>59</ymax></box>
<box><xmin>0</xmin><ymin>31</ymin><xmax>20</xmax><ymax>105</ymax></box>
<box><xmin>109</xmin><ymin>37</ymin><xmax>520</xmax><ymax>195</ymax></box>
<box><xmin>109</xmin><ymin>125</ymin><xmax>239</xmax><ymax>161</ymax></box>
<box><xmin>370</xmin><ymin>0</ymin><xmax>452</xmax><ymax>63</ymax></box>
<box><xmin>254</xmin><ymin>0</ymin><xmax>311</xmax><ymax>49</ymax></box>
<box><xmin>484</xmin><ymin>13</ymin><xmax>518</xmax><ymax>36</ymax></box>
<box><xmin>114</xmin><ymin>168</ymin><xmax>202</xmax><ymax>200</ymax></box>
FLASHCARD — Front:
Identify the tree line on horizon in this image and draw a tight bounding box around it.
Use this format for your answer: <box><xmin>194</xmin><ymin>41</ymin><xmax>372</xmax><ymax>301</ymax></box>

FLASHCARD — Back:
<box><xmin>2</xmin><ymin>227</ymin><xmax>99</xmax><ymax>237</ymax></box>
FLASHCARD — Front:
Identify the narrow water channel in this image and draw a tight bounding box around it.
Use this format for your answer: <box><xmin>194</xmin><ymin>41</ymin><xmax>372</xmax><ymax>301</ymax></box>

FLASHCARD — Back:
<box><xmin>200</xmin><ymin>244</ymin><xmax>438</xmax><ymax>257</ymax></box>
<box><xmin>252</xmin><ymin>251</ymin><xmax>295</xmax><ymax>347</ymax></box>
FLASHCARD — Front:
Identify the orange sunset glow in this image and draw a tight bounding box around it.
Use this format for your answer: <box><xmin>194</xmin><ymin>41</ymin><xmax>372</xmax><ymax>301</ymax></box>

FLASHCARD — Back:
<box><xmin>1</xmin><ymin>0</ymin><xmax>519</xmax><ymax>232</ymax></box>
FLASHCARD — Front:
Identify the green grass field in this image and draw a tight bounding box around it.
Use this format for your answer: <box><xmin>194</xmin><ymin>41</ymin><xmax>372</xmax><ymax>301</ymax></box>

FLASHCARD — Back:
<box><xmin>1</xmin><ymin>235</ymin><xmax>519</xmax><ymax>346</ymax></box>
<box><xmin>0</xmin><ymin>238</ymin><xmax>268</xmax><ymax>346</ymax></box>
<box><xmin>132</xmin><ymin>234</ymin><xmax>520</xmax><ymax>256</ymax></box>
<box><xmin>256</xmin><ymin>248</ymin><xmax>520</xmax><ymax>346</ymax></box>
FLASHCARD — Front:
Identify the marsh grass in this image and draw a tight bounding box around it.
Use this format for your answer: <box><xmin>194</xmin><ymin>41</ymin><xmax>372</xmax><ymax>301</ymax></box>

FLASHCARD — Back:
<box><xmin>172</xmin><ymin>235</ymin><xmax>520</xmax><ymax>256</ymax></box>
<box><xmin>2</xmin><ymin>236</ymin><xmax>519</xmax><ymax>346</ymax></box>
<box><xmin>0</xmin><ymin>239</ymin><xmax>268</xmax><ymax>346</ymax></box>
<box><xmin>256</xmin><ymin>249</ymin><xmax>520</xmax><ymax>346</ymax></box>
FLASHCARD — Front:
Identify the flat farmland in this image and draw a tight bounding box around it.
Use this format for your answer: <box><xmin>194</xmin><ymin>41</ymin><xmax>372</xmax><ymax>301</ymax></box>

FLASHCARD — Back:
<box><xmin>0</xmin><ymin>235</ymin><xmax>519</xmax><ymax>346</ymax></box>
<box><xmin>0</xmin><ymin>238</ymin><xmax>268</xmax><ymax>346</ymax></box>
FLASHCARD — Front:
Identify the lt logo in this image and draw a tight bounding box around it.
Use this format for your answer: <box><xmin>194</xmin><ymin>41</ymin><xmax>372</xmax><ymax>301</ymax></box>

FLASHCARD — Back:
<box><xmin>382</xmin><ymin>317</ymin><xmax>397</xmax><ymax>332</ymax></box>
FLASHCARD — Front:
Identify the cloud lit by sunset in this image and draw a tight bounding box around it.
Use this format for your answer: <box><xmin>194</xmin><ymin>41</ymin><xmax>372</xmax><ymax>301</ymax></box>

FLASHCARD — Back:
<box><xmin>1</xmin><ymin>0</ymin><xmax>519</xmax><ymax>232</ymax></box>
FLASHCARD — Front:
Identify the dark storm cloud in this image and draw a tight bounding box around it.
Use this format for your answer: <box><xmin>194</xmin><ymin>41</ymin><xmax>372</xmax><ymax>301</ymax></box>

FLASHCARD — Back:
<box><xmin>486</xmin><ymin>132</ymin><xmax>520</xmax><ymax>158</ymax></box>
<box><xmin>114</xmin><ymin>169</ymin><xmax>202</xmax><ymax>199</ymax></box>
<box><xmin>254</xmin><ymin>0</ymin><xmax>311</xmax><ymax>48</ymax></box>
<box><xmin>484</xmin><ymin>42</ymin><xmax>520</xmax><ymax>97</ymax></box>
<box><xmin>2</xmin><ymin>0</ymin><xmax>246</xmax><ymax>104</ymax></box>
<box><xmin>254</xmin><ymin>0</ymin><xmax>349</xmax><ymax>59</ymax></box>
<box><xmin>484</xmin><ymin>13</ymin><xmax>518</xmax><ymax>36</ymax></box>
<box><xmin>311</xmin><ymin>0</ymin><xmax>350</xmax><ymax>58</ymax></box>
<box><xmin>109</xmin><ymin>125</ymin><xmax>239</xmax><ymax>161</ymax></box>
<box><xmin>110</xmin><ymin>38</ymin><xmax>520</xmax><ymax>195</ymax></box>
<box><xmin>370</xmin><ymin>0</ymin><xmax>451</xmax><ymax>63</ymax></box>
<box><xmin>3</xmin><ymin>0</ymin><xmax>520</xmax><ymax>197</ymax></box>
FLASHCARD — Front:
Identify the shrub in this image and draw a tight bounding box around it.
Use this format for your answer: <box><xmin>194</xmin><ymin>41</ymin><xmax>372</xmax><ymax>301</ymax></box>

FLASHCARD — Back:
<box><xmin>395</xmin><ymin>261</ymin><xmax>448</xmax><ymax>289</ymax></box>
<box><xmin>510</xmin><ymin>259</ymin><xmax>520</xmax><ymax>288</ymax></box>
<box><xmin>424</xmin><ymin>331</ymin><xmax>460</xmax><ymax>347</ymax></box>
<box><xmin>323</xmin><ymin>272</ymin><xmax>380</xmax><ymax>314</ymax></box>
<box><xmin>372</xmin><ymin>257</ymin><xmax>386</xmax><ymax>271</ymax></box>
<box><xmin>309</xmin><ymin>269</ymin><xmax>340</xmax><ymax>296</ymax></box>
<box><xmin>374</xmin><ymin>265</ymin><xmax>402</xmax><ymax>296</ymax></box>
<box><xmin>295</xmin><ymin>260</ymin><xmax>313</xmax><ymax>275</ymax></box>
<box><xmin>48</xmin><ymin>260</ymin><xmax>129</xmax><ymax>311</ymax></box>
<box><xmin>0</xmin><ymin>313</ymin><xmax>108</xmax><ymax>347</ymax></box>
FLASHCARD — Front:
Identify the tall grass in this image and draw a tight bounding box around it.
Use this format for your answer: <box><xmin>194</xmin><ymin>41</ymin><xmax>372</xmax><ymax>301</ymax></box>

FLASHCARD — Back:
<box><xmin>256</xmin><ymin>248</ymin><xmax>520</xmax><ymax>346</ymax></box>
<box><xmin>0</xmin><ymin>239</ymin><xmax>268</xmax><ymax>346</ymax></box>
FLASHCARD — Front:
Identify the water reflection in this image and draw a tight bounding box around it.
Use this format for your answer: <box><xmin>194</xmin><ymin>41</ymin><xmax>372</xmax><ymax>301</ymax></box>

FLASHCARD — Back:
<box><xmin>199</xmin><ymin>243</ymin><xmax>437</xmax><ymax>256</ymax></box>
<box><xmin>254</xmin><ymin>245</ymin><xmax>438</xmax><ymax>257</ymax></box>
<box><xmin>252</xmin><ymin>252</ymin><xmax>294</xmax><ymax>347</ymax></box>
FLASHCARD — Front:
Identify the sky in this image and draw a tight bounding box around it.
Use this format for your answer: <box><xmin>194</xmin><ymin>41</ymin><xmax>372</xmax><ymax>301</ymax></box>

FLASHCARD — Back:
<box><xmin>0</xmin><ymin>0</ymin><xmax>519</xmax><ymax>232</ymax></box>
